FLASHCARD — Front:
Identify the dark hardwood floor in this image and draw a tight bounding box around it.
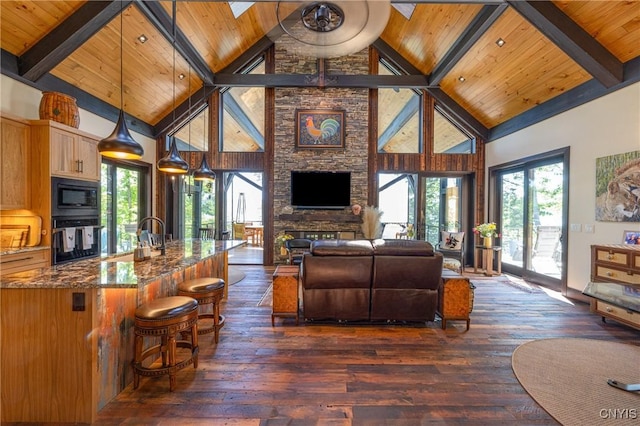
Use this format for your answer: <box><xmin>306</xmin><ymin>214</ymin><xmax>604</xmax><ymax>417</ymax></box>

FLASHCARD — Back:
<box><xmin>95</xmin><ymin>266</ymin><xmax>639</xmax><ymax>425</ymax></box>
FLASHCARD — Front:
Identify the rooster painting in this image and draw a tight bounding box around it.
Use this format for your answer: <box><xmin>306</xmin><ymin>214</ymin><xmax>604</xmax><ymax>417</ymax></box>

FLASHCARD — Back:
<box><xmin>296</xmin><ymin>110</ymin><xmax>344</xmax><ymax>148</ymax></box>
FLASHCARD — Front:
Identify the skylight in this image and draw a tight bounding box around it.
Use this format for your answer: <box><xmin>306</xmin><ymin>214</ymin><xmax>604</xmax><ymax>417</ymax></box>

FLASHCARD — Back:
<box><xmin>392</xmin><ymin>3</ymin><xmax>416</xmax><ymax>20</ymax></box>
<box><xmin>229</xmin><ymin>2</ymin><xmax>254</xmax><ymax>19</ymax></box>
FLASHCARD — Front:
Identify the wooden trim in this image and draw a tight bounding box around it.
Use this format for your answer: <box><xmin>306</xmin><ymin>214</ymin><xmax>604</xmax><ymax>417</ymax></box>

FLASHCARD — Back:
<box><xmin>368</xmin><ymin>47</ymin><xmax>380</xmax><ymax>207</ymax></box>
<box><xmin>263</xmin><ymin>46</ymin><xmax>275</xmax><ymax>266</ymax></box>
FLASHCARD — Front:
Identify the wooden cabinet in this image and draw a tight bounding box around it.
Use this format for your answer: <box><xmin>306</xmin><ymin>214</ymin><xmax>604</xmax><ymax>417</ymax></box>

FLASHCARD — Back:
<box><xmin>588</xmin><ymin>244</ymin><xmax>640</xmax><ymax>329</ymax></box>
<box><xmin>49</xmin><ymin>125</ymin><xmax>100</xmax><ymax>181</ymax></box>
<box><xmin>0</xmin><ymin>248</ymin><xmax>49</xmax><ymax>276</ymax></box>
<box><xmin>438</xmin><ymin>269</ymin><xmax>475</xmax><ymax>330</ymax></box>
<box><xmin>0</xmin><ymin>116</ymin><xmax>31</xmax><ymax>209</ymax></box>
<box><xmin>272</xmin><ymin>265</ymin><xmax>300</xmax><ymax>325</ymax></box>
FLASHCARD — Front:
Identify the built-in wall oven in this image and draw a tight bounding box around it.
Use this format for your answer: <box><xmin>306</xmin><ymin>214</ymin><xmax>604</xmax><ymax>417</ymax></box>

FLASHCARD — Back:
<box><xmin>51</xmin><ymin>177</ymin><xmax>101</xmax><ymax>265</ymax></box>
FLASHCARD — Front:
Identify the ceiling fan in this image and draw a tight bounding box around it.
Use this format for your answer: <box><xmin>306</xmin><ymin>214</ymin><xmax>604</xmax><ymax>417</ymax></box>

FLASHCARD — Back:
<box><xmin>276</xmin><ymin>0</ymin><xmax>391</xmax><ymax>58</ymax></box>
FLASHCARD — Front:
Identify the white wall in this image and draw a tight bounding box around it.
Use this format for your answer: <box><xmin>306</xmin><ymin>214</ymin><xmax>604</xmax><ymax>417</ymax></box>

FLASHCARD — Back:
<box><xmin>0</xmin><ymin>74</ymin><xmax>156</xmax><ymax>168</ymax></box>
<box><xmin>486</xmin><ymin>82</ymin><xmax>640</xmax><ymax>292</ymax></box>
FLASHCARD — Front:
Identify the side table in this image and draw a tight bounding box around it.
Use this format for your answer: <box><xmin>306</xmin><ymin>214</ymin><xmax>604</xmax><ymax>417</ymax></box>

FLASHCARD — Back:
<box><xmin>473</xmin><ymin>245</ymin><xmax>502</xmax><ymax>276</ymax></box>
<box><xmin>272</xmin><ymin>265</ymin><xmax>300</xmax><ymax>326</ymax></box>
<box><xmin>438</xmin><ymin>270</ymin><xmax>475</xmax><ymax>330</ymax></box>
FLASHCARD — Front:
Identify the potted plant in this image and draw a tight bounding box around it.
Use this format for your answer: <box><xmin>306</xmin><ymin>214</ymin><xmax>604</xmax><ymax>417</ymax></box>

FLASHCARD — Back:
<box><xmin>275</xmin><ymin>233</ymin><xmax>294</xmax><ymax>256</ymax></box>
<box><xmin>473</xmin><ymin>222</ymin><xmax>499</xmax><ymax>247</ymax></box>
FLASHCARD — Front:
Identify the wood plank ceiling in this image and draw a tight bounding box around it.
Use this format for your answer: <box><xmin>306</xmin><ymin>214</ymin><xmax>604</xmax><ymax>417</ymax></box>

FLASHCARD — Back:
<box><xmin>1</xmin><ymin>1</ymin><xmax>639</xmax><ymax>141</ymax></box>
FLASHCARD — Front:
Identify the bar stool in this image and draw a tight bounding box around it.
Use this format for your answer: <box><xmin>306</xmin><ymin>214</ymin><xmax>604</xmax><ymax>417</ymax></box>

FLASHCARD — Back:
<box><xmin>133</xmin><ymin>296</ymin><xmax>199</xmax><ymax>392</ymax></box>
<box><xmin>178</xmin><ymin>277</ymin><xmax>226</xmax><ymax>343</ymax></box>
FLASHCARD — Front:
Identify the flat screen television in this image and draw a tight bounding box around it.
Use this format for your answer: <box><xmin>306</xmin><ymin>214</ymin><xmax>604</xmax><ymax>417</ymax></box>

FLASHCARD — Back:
<box><xmin>291</xmin><ymin>171</ymin><xmax>351</xmax><ymax>209</ymax></box>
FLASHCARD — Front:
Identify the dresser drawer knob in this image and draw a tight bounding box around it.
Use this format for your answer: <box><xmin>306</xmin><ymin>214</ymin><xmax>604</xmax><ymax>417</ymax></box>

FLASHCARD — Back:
<box><xmin>607</xmin><ymin>254</ymin><xmax>614</xmax><ymax>260</ymax></box>
<box><xmin>606</xmin><ymin>271</ymin><xmax>613</xmax><ymax>277</ymax></box>
<box><xmin>605</xmin><ymin>307</ymin><xmax>613</xmax><ymax>313</ymax></box>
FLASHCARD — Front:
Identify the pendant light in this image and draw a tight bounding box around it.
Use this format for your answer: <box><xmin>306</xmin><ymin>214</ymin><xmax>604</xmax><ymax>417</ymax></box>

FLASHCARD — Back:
<box><xmin>193</xmin><ymin>84</ymin><xmax>215</xmax><ymax>182</ymax></box>
<box><xmin>98</xmin><ymin>3</ymin><xmax>144</xmax><ymax>160</ymax></box>
<box><xmin>157</xmin><ymin>0</ymin><xmax>189</xmax><ymax>174</ymax></box>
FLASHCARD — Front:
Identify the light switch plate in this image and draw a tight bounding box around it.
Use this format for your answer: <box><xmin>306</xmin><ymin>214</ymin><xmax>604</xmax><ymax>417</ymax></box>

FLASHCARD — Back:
<box><xmin>584</xmin><ymin>224</ymin><xmax>595</xmax><ymax>233</ymax></box>
<box><xmin>570</xmin><ymin>223</ymin><xmax>581</xmax><ymax>232</ymax></box>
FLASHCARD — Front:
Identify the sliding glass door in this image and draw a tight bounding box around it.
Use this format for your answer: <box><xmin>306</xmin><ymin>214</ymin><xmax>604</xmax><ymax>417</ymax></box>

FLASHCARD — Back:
<box><xmin>494</xmin><ymin>150</ymin><xmax>568</xmax><ymax>289</ymax></box>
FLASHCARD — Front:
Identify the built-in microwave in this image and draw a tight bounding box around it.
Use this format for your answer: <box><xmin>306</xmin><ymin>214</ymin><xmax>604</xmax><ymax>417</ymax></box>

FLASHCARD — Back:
<box><xmin>51</xmin><ymin>177</ymin><xmax>99</xmax><ymax>217</ymax></box>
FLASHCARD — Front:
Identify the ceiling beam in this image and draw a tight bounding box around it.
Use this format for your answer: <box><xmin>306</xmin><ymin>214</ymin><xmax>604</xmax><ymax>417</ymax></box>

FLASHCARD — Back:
<box><xmin>213</xmin><ymin>73</ymin><xmax>430</xmax><ymax>88</ymax></box>
<box><xmin>20</xmin><ymin>1</ymin><xmax>128</xmax><ymax>82</ymax></box>
<box><xmin>153</xmin><ymin>85</ymin><xmax>217</xmax><ymax>137</ymax></box>
<box><xmin>373</xmin><ymin>39</ymin><xmax>423</xmax><ymax>76</ymax></box>
<box><xmin>507</xmin><ymin>0</ymin><xmax>623</xmax><ymax>88</ymax></box>
<box><xmin>135</xmin><ymin>0</ymin><xmax>214</xmax><ymax>85</ymax></box>
<box><xmin>429</xmin><ymin>4</ymin><xmax>508</xmax><ymax>85</ymax></box>
<box><xmin>428</xmin><ymin>88</ymin><xmax>489</xmax><ymax>140</ymax></box>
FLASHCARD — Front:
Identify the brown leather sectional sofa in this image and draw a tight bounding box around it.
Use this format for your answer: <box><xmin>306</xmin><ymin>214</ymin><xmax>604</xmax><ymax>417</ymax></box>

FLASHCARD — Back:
<box><xmin>301</xmin><ymin>239</ymin><xmax>444</xmax><ymax>323</ymax></box>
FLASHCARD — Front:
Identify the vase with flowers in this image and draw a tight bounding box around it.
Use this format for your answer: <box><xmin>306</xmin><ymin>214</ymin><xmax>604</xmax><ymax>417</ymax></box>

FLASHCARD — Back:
<box><xmin>473</xmin><ymin>222</ymin><xmax>499</xmax><ymax>248</ymax></box>
<box><xmin>275</xmin><ymin>233</ymin><xmax>294</xmax><ymax>256</ymax></box>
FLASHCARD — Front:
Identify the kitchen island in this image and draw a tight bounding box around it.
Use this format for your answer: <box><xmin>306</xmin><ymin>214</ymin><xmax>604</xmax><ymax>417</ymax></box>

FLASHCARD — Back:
<box><xmin>0</xmin><ymin>239</ymin><xmax>244</xmax><ymax>424</ymax></box>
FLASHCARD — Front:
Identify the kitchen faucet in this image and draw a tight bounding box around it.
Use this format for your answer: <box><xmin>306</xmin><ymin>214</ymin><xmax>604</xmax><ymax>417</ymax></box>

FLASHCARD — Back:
<box><xmin>137</xmin><ymin>216</ymin><xmax>166</xmax><ymax>256</ymax></box>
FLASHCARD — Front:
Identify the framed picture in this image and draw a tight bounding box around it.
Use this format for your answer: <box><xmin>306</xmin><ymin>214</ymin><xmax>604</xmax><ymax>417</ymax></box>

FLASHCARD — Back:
<box><xmin>295</xmin><ymin>109</ymin><xmax>345</xmax><ymax>149</ymax></box>
<box><xmin>595</xmin><ymin>151</ymin><xmax>640</xmax><ymax>222</ymax></box>
<box><xmin>622</xmin><ymin>230</ymin><xmax>640</xmax><ymax>245</ymax></box>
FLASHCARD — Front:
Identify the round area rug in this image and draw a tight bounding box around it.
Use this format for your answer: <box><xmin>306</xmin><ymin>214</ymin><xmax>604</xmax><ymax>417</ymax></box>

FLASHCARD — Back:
<box><xmin>512</xmin><ymin>338</ymin><xmax>640</xmax><ymax>426</ymax></box>
<box><xmin>227</xmin><ymin>266</ymin><xmax>245</xmax><ymax>286</ymax></box>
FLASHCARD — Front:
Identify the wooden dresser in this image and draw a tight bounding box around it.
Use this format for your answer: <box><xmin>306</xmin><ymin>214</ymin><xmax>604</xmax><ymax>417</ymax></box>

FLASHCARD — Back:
<box><xmin>586</xmin><ymin>244</ymin><xmax>640</xmax><ymax>330</ymax></box>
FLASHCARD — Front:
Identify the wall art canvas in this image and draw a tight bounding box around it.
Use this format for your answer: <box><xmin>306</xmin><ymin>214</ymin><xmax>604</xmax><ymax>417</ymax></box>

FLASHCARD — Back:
<box><xmin>595</xmin><ymin>150</ymin><xmax>640</xmax><ymax>222</ymax></box>
<box><xmin>295</xmin><ymin>109</ymin><xmax>345</xmax><ymax>149</ymax></box>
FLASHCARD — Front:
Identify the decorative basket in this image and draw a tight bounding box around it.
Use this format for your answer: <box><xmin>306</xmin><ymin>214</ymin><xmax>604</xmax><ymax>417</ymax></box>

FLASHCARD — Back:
<box><xmin>39</xmin><ymin>91</ymin><xmax>80</xmax><ymax>128</ymax></box>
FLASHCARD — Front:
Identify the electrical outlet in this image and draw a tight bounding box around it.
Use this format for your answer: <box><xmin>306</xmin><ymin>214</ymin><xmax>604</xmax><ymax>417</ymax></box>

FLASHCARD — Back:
<box><xmin>72</xmin><ymin>292</ymin><xmax>85</xmax><ymax>311</ymax></box>
<box><xmin>570</xmin><ymin>223</ymin><xmax>581</xmax><ymax>232</ymax></box>
<box><xmin>584</xmin><ymin>224</ymin><xmax>595</xmax><ymax>233</ymax></box>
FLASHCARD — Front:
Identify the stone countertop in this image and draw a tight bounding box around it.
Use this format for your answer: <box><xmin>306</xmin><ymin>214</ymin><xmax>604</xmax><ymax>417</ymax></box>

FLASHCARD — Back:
<box><xmin>0</xmin><ymin>239</ymin><xmax>245</xmax><ymax>289</ymax></box>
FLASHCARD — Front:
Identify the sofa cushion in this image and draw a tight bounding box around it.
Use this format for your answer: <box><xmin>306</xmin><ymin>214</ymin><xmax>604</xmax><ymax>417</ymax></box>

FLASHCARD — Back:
<box><xmin>372</xmin><ymin>239</ymin><xmax>434</xmax><ymax>256</ymax></box>
<box><xmin>311</xmin><ymin>239</ymin><xmax>374</xmax><ymax>256</ymax></box>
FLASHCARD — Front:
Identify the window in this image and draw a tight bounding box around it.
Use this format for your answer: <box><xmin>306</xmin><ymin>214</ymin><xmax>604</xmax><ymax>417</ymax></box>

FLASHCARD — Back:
<box><xmin>101</xmin><ymin>161</ymin><xmax>150</xmax><ymax>254</ymax></box>
<box><xmin>173</xmin><ymin>105</ymin><xmax>209</xmax><ymax>152</ymax></box>
<box><xmin>377</xmin><ymin>59</ymin><xmax>422</xmax><ymax>153</ymax></box>
<box><xmin>433</xmin><ymin>106</ymin><xmax>475</xmax><ymax>154</ymax></box>
<box><xmin>179</xmin><ymin>176</ymin><xmax>215</xmax><ymax>239</ymax></box>
<box><xmin>221</xmin><ymin>58</ymin><xmax>265</xmax><ymax>152</ymax></box>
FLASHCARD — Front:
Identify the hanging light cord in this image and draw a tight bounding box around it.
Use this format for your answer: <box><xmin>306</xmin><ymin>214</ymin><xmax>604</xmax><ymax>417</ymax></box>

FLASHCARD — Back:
<box><xmin>172</xmin><ymin>0</ymin><xmax>177</xmax><ymax>134</ymax></box>
<box><xmin>120</xmin><ymin>6</ymin><xmax>124</xmax><ymax>112</ymax></box>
